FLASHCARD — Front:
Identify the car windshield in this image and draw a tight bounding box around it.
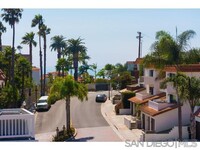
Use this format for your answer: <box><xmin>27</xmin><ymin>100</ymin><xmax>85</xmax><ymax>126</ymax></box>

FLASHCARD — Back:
<box><xmin>37</xmin><ymin>100</ymin><xmax>47</xmax><ymax>103</ymax></box>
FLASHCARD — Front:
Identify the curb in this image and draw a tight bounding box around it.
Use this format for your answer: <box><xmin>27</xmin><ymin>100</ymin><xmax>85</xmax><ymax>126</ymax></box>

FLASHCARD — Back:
<box><xmin>101</xmin><ymin>101</ymin><xmax>125</xmax><ymax>141</ymax></box>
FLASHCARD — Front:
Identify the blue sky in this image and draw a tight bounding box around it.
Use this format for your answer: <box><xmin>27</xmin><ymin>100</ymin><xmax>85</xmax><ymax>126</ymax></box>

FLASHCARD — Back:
<box><xmin>1</xmin><ymin>9</ymin><xmax>200</xmax><ymax>73</ymax></box>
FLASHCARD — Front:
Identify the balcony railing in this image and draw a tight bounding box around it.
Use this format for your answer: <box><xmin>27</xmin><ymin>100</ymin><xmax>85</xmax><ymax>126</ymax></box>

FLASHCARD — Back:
<box><xmin>136</xmin><ymin>91</ymin><xmax>151</xmax><ymax>100</ymax></box>
<box><xmin>0</xmin><ymin>108</ymin><xmax>35</xmax><ymax>139</ymax></box>
<box><xmin>148</xmin><ymin>99</ymin><xmax>174</xmax><ymax>111</ymax></box>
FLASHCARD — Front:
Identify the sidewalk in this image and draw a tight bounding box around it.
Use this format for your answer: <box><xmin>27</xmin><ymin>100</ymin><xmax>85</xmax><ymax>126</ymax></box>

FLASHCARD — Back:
<box><xmin>101</xmin><ymin>99</ymin><xmax>143</xmax><ymax>142</ymax></box>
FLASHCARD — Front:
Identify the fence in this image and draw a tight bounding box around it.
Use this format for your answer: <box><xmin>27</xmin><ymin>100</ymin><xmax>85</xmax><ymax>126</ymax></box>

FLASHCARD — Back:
<box><xmin>0</xmin><ymin>108</ymin><xmax>35</xmax><ymax>140</ymax></box>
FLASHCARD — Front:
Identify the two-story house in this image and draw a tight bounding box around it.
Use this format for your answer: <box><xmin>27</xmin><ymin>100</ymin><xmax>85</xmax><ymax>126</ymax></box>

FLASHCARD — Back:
<box><xmin>139</xmin><ymin>64</ymin><xmax>200</xmax><ymax>141</ymax></box>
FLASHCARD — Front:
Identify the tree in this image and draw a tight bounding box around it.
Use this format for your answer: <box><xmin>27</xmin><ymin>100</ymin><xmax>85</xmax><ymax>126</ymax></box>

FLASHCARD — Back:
<box><xmin>143</xmin><ymin>30</ymin><xmax>196</xmax><ymax>141</ymax></box>
<box><xmin>1</xmin><ymin>9</ymin><xmax>23</xmax><ymax>87</ymax></box>
<box><xmin>31</xmin><ymin>14</ymin><xmax>44</xmax><ymax>96</ymax></box>
<box><xmin>56</xmin><ymin>58</ymin><xmax>70</xmax><ymax>77</ymax></box>
<box><xmin>161</xmin><ymin>72</ymin><xmax>200</xmax><ymax>140</ymax></box>
<box><xmin>96</xmin><ymin>68</ymin><xmax>106</xmax><ymax>79</ymax></box>
<box><xmin>91</xmin><ymin>63</ymin><xmax>97</xmax><ymax>80</ymax></box>
<box><xmin>0</xmin><ymin>21</ymin><xmax>6</xmax><ymax>51</ymax></box>
<box><xmin>39</xmin><ymin>24</ymin><xmax>51</xmax><ymax>95</ymax></box>
<box><xmin>21</xmin><ymin>32</ymin><xmax>37</xmax><ymax>88</ymax></box>
<box><xmin>50</xmin><ymin>35</ymin><xmax>67</xmax><ymax>76</ymax></box>
<box><xmin>67</xmin><ymin>38</ymin><xmax>87</xmax><ymax>81</ymax></box>
<box><xmin>49</xmin><ymin>76</ymin><xmax>88</xmax><ymax>131</ymax></box>
<box><xmin>16</xmin><ymin>56</ymin><xmax>32</xmax><ymax>105</ymax></box>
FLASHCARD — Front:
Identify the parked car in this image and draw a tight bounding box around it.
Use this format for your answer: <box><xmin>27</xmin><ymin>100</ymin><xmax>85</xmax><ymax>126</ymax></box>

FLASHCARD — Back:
<box><xmin>36</xmin><ymin>96</ymin><xmax>50</xmax><ymax>111</ymax></box>
<box><xmin>96</xmin><ymin>94</ymin><xmax>107</xmax><ymax>102</ymax></box>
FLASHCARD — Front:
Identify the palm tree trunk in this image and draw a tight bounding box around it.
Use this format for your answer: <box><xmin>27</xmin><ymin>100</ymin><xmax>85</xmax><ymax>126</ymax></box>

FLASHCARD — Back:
<box><xmin>66</xmin><ymin>96</ymin><xmax>71</xmax><ymax>131</ymax></box>
<box><xmin>11</xmin><ymin>24</ymin><xmax>15</xmax><ymax>87</ymax></box>
<box><xmin>43</xmin><ymin>34</ymin><xmax>46</xmax><ymax>95</ymax></box>
<box><xmin>177</xmin><ymin>96</ymin><xmax>182</xmax><ymax>141</ymax></box>
<box><xmin>39</xmin><ymin>35</ymin><xmax>43</xmax><ymax>96</ymax></box>
<box><xmin>190</xmin><ymin>112</ymin><xmax>196</xmax><ymax>139</ymax></box>
<box><xmin>29</xmin><ymin>44</ymin><xmax>32</xmax><ymax>96</ymax></box>
<box><xmin>73</xmin><ymin>52</ymin><xmax>78</xmax><ymax>81</ymax></box>
<box><xmin>0</xmin><ymin>34</ymin><xmax>2</xmax><ymax>51</ymax></box>
<box><xmin>57</xmin><ymin>48</ymin><xmax>61</xmax><ymax>77</ymax></box>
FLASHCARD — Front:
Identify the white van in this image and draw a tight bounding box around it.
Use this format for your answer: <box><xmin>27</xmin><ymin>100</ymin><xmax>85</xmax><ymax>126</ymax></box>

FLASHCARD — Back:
<box><xmin>36</xmin><ymin>96</ymin><xmax>50</xmax><ymax>111</ymax></box>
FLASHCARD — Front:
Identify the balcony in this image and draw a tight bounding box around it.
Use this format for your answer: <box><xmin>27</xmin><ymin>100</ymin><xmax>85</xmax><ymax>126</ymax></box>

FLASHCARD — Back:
<box><xmin>148</xmin><ymin>99</ymin><xmax>175</xmax><ymax>111</ymax></box>
<box><xmin>136</xmin><ymin>91</ymin><xmax>151</xmax><ymax>100</ymax></box>
<box><xmin>0</xmin><ymin>108</ymin><xmax>35</xmax><ymax>140</ymax></box>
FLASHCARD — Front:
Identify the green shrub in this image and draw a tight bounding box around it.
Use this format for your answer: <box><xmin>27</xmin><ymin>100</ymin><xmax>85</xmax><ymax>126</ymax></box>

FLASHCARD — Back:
<box><xmin>52</xmin><ymin>127</ymin><xmax>75</xmax><ymax>142</ymax></box>
<box><xmin>121</xmin><ymin>91</ymin><xmax>135</xmax><ymax>109</ymax></box>
<box><xmin>48</xmin><ymin>93</ymin><xmax>60</xmax><ymax>105</ymax></box>
<box><xmin>95</xmin><ymin>78</ymin><xmax>108</xmax><ymax>83</ymax></box>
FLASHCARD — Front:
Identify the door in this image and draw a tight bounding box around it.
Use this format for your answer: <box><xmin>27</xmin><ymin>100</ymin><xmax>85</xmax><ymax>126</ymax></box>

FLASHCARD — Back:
<box><xmin>151</xmin><ymin>118</ymin><xmax>155</xmax><ymax>131</ymax></box>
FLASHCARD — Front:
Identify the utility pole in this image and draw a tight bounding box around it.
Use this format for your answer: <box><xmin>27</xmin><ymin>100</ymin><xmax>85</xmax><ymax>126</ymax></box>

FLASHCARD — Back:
<box><xmin>136</xmin><ymin>32</ymin><xmax>143</xmax><ymax>58</ymax></box>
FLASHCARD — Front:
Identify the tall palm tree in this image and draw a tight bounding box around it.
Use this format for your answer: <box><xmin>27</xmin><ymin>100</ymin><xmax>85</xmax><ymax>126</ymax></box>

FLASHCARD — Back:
<box><xmin>1</xmin><ymin>9</ymin><xmax>23</xmax><ymax>87</ymax></box>
<box><xmin>31</xmin><ymin>14</ymin><xmax>44</xmax><ymax>96</ymax></box>
<box><xmin>21</xmin><ymin>32</ymin><xmax>37</xmax><ymax>97</ymax></box>
<box><xmin>143</xmin><ymin>30</ymin><xmax>196</xmax><ymax>141</ymax></box>
<box><xmin>39</xmin><ymin>24</ymin><xmax>51</xmax><ymax>95</ymax></box>
<box><xmin>67</xmin><ymin>38</ymin><xmax>87</xmax><ymax>81</ymax></box>
<box><xmin>50</xmin><ymin>35</ymin><xmax>67</xmax><ymax>76</ymax></box>
<box><xmin>0</xmin><ymin>21</ymin><xmax>6</xmax><ymax>51</ymax></box>
<box><xmin>49</xmin><ymin>76</ymin><xmax>88</xmax><ymax>131</ymax></box>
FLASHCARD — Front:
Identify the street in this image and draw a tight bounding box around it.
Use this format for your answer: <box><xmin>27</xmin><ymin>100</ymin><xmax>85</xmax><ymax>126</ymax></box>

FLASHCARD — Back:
<box><xmin>35</xmin><ymin>91</ymin><xmax>121</xmax><ymax>141</ymax></box>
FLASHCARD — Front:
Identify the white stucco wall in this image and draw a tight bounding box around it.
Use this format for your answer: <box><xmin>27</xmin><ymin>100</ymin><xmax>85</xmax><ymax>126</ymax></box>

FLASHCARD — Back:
<box><xmin>153</xmin><ymin>101</ymin><xmax>191</xmax><ymax>132</ymax></box>
<box><xmin>32</xmin><ymin>70</ymin><xmax>40</xmax><ymax>85</ymax></box>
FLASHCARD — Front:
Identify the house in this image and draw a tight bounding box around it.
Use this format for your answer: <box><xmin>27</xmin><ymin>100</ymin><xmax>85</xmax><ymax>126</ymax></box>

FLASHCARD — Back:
<box><xmin>139</xmin><ymin>64</ymin><xmax>200</xmax><ymax>141</ymax></box>
<box><xmin>0</xmin><ymin>69</ymin><xmax>6</xmax><ymax>88</ymax></box>
<box><xmin>32</xmin><ymin>66</ymin><xmax>40</xmax><ymax>85</ymax></box>
<box><xmin>126</xmin><ymin>58</ymin><xmax>143</xmax><ymax>83</ymax></box>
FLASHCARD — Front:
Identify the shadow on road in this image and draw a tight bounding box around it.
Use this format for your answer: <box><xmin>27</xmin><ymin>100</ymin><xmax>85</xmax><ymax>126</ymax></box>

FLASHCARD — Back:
<box><xmin>67</xmin><ymin>136</ymin><xmax>94</xmax><ymax>142</ymax></box>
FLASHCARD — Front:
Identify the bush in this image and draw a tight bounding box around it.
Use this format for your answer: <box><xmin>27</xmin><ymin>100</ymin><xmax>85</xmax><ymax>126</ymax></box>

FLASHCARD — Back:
<box><xmin>121</xmin><ymin>91</ymin><xmax>135</xmax><ymax>109</ymax></box>
<box><xmin>52</xmin><ymin>127</ymin><xmax>75</xmax><ymax>142</ymax></box>
<box><xmin>95</xmin><ymin>78</ymin><xmax>108</xmax><ymax>83</ymax></box>
<box><xmin>48</xmin><ymin>93</ymin><xmax>60</xmax><ymax>105</ymax></box>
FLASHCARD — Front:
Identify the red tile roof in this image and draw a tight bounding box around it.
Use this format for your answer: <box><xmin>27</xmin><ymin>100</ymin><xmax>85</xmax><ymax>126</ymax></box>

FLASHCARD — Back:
<box><xmin>164</xmin><ymin>64</ymin><xmax>200</xmax><ymax>72</ymax></box>
<box><xmin>140</xmin><ymin>103</ymin><xmax>178</xmax><ymax>116</ymax></box>
<box><xmin>135</xmin><ymin>58</ymin><xmax>143</xmax><ymax>64</ymax></box>
<box><xmin>128</xmin><ymin>92</ymin><xmax>166</xmax><ymax>105</ymax></box>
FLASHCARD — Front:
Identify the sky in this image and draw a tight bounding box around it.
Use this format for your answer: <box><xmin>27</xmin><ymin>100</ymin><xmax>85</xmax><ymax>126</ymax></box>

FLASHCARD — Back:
<box><xmin>1</xmin><ymin>8</ymin><xmax>200</xmax><ymax>73</ymax></box>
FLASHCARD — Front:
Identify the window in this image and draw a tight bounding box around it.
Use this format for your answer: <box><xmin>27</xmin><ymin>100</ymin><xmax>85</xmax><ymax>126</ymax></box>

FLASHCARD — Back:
<box><xmin>149</xmin><ymin>70</ymin><xmax>154</xmax><ymax>77</ymax></box>
<box><xmin>169</xmin><ymin>94</ymin><xmax>177</xmax><ymax>103</ymax></box>
<box><xmin>168</xmin><ymin>73</ymin><xmax>175</xmax><ymax>78</ymax></box>
<box><xmin>149</xmin><ymin>87</ymin><xmax>154</xmax><ymax>95</ymax></box>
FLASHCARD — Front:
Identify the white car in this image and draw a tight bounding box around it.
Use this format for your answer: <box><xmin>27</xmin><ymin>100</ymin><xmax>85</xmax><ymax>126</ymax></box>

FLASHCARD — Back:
<box><xmin>36</xmin><ymin>96</ymin><xmax>50</xmax><ymax>111</ymax></box>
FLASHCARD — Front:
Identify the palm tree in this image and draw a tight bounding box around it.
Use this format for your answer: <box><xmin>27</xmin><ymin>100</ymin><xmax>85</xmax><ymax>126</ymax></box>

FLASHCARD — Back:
<box><xmin>0</xmin><ymin>21</ymin><xmax>6</xmax><ymax>51</ymax></box>
<box><xmin>56</xmin><ymin>58</ymin><xmax>69</xmax><ymax>77</ymax></box>
<box><xmin>16</xmin><ymin>56</ymin><xmax>31</xmax><ymax>106</ymax></box>
<box><xmin>1</xmin><ymin>9</ymin><xmax>23</xmax><ymax>87</ymax></box>
<box><xmin>161</xmin><ymin>72</ymin><xmax>200</xmax><ymax>140</ymax></box>
<box><xmin>31</xmin><ymin>14</ymin><xmax>44</xmax><ymax>96</ymax></box>
<box><xmin>49</xmin><ymin>75</ymin><xmax>88</xmax><ymax>131</ymax></box>
<box><xmin>67</xmin><ymin>38</ymin><xmax>87</xmax><ymax>81</ymax></box>
<box><xmin>143</xmin><ymin>30</ymin><xmax>196</xmax><ymax>141</ymax></box>
<box><xmin>21</xmin><ymin>32</ymin><xmax>37</xmax><ymax>80</ymax></box>
<box><xmin>39</xmin><ymin>24</ymin><xmax>51</xmax><ymax>95</ymax></box>
<box><xmin>91</xmin><ymin>63</ymin><xmax>97</xmax><ymax>80</ymax></box>
<box><xmin>50</xmin><ymin>35</ymin><xmax>67</xmax><ymax>76</ymax></box>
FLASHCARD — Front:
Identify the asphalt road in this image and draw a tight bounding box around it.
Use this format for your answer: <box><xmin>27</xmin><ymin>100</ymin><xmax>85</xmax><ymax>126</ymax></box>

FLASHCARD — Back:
<box><xmin>35</xmin><ymin>91</ymin><xmax>121</xmax><ymax>141</ymax></box>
